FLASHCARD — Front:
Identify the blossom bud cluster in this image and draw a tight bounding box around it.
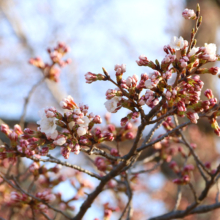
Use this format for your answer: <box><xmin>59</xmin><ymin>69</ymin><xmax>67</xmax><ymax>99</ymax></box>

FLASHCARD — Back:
<box><xmin>139</xmin><ymin>90</ymin><xmax>159</xmax><ymax>108</ymax></box>
<box><xmin>0</xmin><ymin>95</ymin><xmax>115</xmax><ymax>161</ymax></box>
<box><xmin>171</xmin><ymin>163</ymin><xmax>194</xmax><ymax>185</ymax></box>
<box><xmin>29</xmin><ymin>42</ymin><xmax>71</xmax><ymax>82</ymax></box>
<box><xmin>36</xmin><ymin>190</ymin><xmax>56</xmax><ymax>202</ymax></box>
<box><xmin>85</xmin><ymin>72</ymin><xmax>106</xmax><ymax>84</ymax></box>
<box><xmin>10</xmin><ymin>191</ymin><xmax>31</xmax><ymax>204</ymax></box>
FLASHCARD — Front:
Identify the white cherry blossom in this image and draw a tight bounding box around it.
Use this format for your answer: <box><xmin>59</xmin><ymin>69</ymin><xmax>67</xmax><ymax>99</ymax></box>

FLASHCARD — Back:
<box><xmin>77</xmin><ymin>127</ymin><xmax>87</xmax><ymax>136</ymax></box>
<box><xmin>170</xmin><ymin>36</ymin><xmax>185</xmax><ymax>50</ymax></box>
<box><xmin>104</xmin><ymin>96</ymin><xmax>121</xmax><ymax>113</ymax></box>
<box><xmin>37</xmin><ymin>109</ymin><xmax>57</xmax><ymax>136</ymax></box>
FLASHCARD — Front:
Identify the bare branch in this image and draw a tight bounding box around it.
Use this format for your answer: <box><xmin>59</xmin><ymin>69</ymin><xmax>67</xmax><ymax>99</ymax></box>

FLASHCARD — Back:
<box><xmin>20</xmin><ymin>77</ymin><xmax>45</xmax><ymax>128</ymax></box>
<box><xmin>27</xmin><ymin>155</ymin><xmax>102</xmax><ymax>180</ymax></box>
<box><xmin>173</xmin><ymin>186</ymin><xmax>182</xmax><ymax>211</ymax></box>
<box><xmin>0</xmin><ymin>173</ymin><xmax>72</xmax><ymax>219</ymax></box>
<box><xmin>137</xmin><ymin>121</ymin><xmax>191</xmax><ymax>152</ymax></box>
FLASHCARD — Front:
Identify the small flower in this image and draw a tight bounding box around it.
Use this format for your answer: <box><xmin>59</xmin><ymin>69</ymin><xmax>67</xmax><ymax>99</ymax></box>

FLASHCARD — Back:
<box><xmin>53</xmin><ymin>137</ymin><xmax>66</xmax><ymax>146</ymax></box>
<box><xmin>182</xmin><ymin>8</ymin><xmax>196</xmax><ymax>19</ymax></box>
<box><xmin>136</xmin><ymin>55</ymin><xmax>149</xmax><ymax>66</ymax></box>
<box><xmin>37</xmin><ymin>109</ymin><xmax>57</xmax><ymax>136</ymax></box>
<box><xmin>77</xmin><ymin>127</ymin><xmax>87</xmax><ymax>137</ymax></box>
<box><xmin>68</xmin><ymin>121</ymin><xmax>76</xmax><ymax>130</ymax></box>
<box><xmin>170</xmin><ymin>36</ymin><xmax>185</xmax><ymax>50</ymax></box>
<box><xmin>47</xmin><ymin>130</ymin><xmax>58</xmax><ymax>140</ymax></box>
<box><xmin>104</xmin><ymin>96</ymin><xmax>121</xmax><ymax>113</ymax></box>
<box><xmin>114</xmin><ymin>64</ymin><xmax>126</xmax><ymax>75</ymax></box>
<box><xmin>60</xmin><ymin>95</ymin><xmax>77</xmax><ymax>110</ymax></box>
<box><xmin>85</xmin><ymin>72</ymin><xmax>97</xmax><ymax>83</ymax></box>
<box><xmin>145</xmin><ymin>79</ymin><xmax>153</xmax><ymax>89</ymax></box>
<box><xmin>187</xmin><ymin>112</ymin><xmax>199</xmax><ymax>124</ymax></box>
<box><xmin>188</xmin><ymin>47</ymin><xmax>199</xmax><ymax>57</ymax></box>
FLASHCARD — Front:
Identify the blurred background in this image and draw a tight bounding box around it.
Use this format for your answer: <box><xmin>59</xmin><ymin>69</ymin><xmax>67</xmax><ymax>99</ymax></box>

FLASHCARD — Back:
<box><xmin>1</xmin><ymin>0</ymin><xmax>220</xmax><ymax>219</ymax></box>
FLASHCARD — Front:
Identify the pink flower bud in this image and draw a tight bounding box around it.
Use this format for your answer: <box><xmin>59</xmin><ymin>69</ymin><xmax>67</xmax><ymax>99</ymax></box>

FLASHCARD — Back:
<box><xmin>104</xmin><ymin>132</ymin><xmax>114</xmax><ymax>141</ymax></box>
<box><xmin>95</xmin><ymin>157</ymin><xmax>106</xmax><ymax>171</ymax></box>
<box><xmin>93</xmin><ymin>115</ymin><xmax>102</xmax><ymax>124</ymax></box>
<box><xmin>125</xmin><ymin>132</ymin><xmax>134</xmax><ymax>139</ymax></box>
<box><xmin>60</xmin><ymin>95</ymin><xmax>77</xmax><ymax>110</ymax></box>
<box><xmin>61</xmin><ymin>146</ymin><xmax>71</xmax><ymax>159</ymax></box>
<box><xmin>40</xmin><ymin>147</ymin><xmax>49</xmax><ymax>156</ymax></box>
<box><xmin>110</xmin><ymin>148</ymin><xmax>119</xmax><ymax>156</ymax></box>
<box><xmin>136</xmin><ymin>55</ymin><xmax>149</xmax><ymax>66</ymax></box>
<box><xmin>125</xmin><ymin>122</ymin><xmax>132</xmax><ymax>130</ymax></box>
<box><xmin>114</xmin><ymin>64</ymin><xmax>126</xmax><ymax>75</ymax></box>
<box><xmin>107</xmin><ymin>124</ymin><xmax>115</xmax><ymax>132</ymax></box>
<box><xmin>187</xmin><ymin>112</ymin><xmax>199</xmax><ymax>124</ymax></box>
<box><xmin>209</xmin><ymin>67</ymin><xmax>219</xmax><ymax>75</ymax></box>
<box><xmin>183</xmin><ymin>164</ymin><xmax>194</xmax><ymax>172</ymax></box>
<box><xmin>121</xmin><ymin>117</ymin><xmax>128</xmax><ymax>126</ymax></box>
<box><xmin>8</xmin><ymin>130</ymin><xmax>18</xmax><ymax>141</ymax></box>
<box><xmin>52</xmin><ymin>164</ymin><xmax>62</xmax><ymax>173</ymax></box>
<box><xmin>182</xmin><ymin>8</ymin><xmax>196</xmax><ymax>20</ymax></box>
<box><xmin>14</xmin><ymin>124</ymin><xmax>23</xmax><ymax>135</ymax></box>
<box><xmin>85</xmin><ymin>72</ymin><xmax>98</xmax><ymax>83</ymax></box>
<box><xmin>1</xmin><ymin>124</ymin><xmax>11</xmax><ymax>135</ymax></box>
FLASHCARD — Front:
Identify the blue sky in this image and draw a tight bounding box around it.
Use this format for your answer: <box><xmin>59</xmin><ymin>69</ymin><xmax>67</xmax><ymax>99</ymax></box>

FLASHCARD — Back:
<box><xmin>0</xmin><ymin>0</ymin><xmax>184</xmax><ymax>124</ymax></box>
<box><xmin>0</xmin><ymin>1</ymin><xmax>188</xmax><ymax>219</ymax></box>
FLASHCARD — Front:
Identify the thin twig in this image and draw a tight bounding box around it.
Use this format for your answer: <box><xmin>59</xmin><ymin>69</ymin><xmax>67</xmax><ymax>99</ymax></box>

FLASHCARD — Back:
<box><xmin>179</xmin><ymin>131</ymin><xmax>210</xmax><ymax>179</ymax></box>
<box><xmin>20</xmin><ymin>77</ymin><xmax>45</xmax><ymax>128</ymax></box>
<box><xmin>40</xmin><ymin>211</ymin><xmax>53</xmax><ymax>220</ymax></box>
<box><xmin>118</xmin><ymin>176</ymin><xmax>133</xmax><ymax>220</ymax></box>
<box><xmin>0</xmin><ymin>172</ymin><xmax>72</xmax><ymax>219</ymax></box>
<box><xmin>31</xmin><ymin>206</ymin><xmax>36</xmax><ymax>220</ymax></box>
<box><xmin>131</xmin><ymin>160</ymin><xmax>162</xmax><ymax>175</ymax></box>
<box><xmin>137</xmin><ymin>121</ymin><xmax>191</xmax><ymax>152</ymax></box>
<box><xmin>27</xmin><ymin>155</ymin><xmax>102</xmax><ymax>180</ymax></box>
<box><xmin>188</xmin><ymin>182</ymin><xmax>198</xmax><ymax>203</ymax></box>
<box><xmin>215</xmin><ymin>179</ymin><xmax>220</xmax><ymax>203</ymax></box>
<box><xmin>173</xmin><ymin>186</ymin><xmax>182</xmax><ymax>211</ymax></box>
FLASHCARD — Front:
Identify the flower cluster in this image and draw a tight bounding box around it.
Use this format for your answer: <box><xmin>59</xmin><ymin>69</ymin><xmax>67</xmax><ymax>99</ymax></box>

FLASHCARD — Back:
<box><xmin>29</xmin><ymin>42</ymin><xmax>71</xmax><ymax>82</ymax></box>
<box><xmin>0</xmin><ymin>95</ymin><xmax>115</xmax><ymax>161</ymax></box>
<box><xmin>84</xmin><ymin>11</ymin><xmax>220</xmax><ymax>133</ymax></box>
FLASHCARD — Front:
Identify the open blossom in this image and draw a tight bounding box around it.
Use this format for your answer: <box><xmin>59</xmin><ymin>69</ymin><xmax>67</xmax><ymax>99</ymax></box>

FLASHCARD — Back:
<box><xmin>77</xmin><ymin>127</ymin><xmax>87</xmax><ymax>136</ymax></box>
<box><xmin>204</xmin><ymin>43</ymin><xmax>217</xmax><ymax>55</ymax></box>
<box><xmin>37</xmin><ymin>109</ymin><xmax>57</xmax><ymax>136</ymax></box>
<box><xmin>145</xmin><ymin>79</ymin><xmax>154</xmax><ymax>89</ymax></box>
<box><xmin>170</xmin><ymin>36</ymin><xmax>185</xmax><ymax>50</ymax></box>
<box><xmin>68</xmin><ymin>121</ymin><xmax>76</xmax><ymax>130</ymax></box>
<box><xmin>201</xmin><ymin>43</ymin><xmax>217</xmax><ymax>61</ymax></box>
<box><xmin>188</xmin><ymin>47</ymin><xmax>199</xmax><ymax>57</ymax></box>
<box><xmin>182</xmin><ymin>8</ymin><xmax>196</xmax><ymax>19</ymax></box>
<box><xmin>104</xmin><ymin>96</ymin><xmax>121</xmax><ymax>113</ymax></box>
<box><xmin>78</xmin><ymin>116</ymin><xmax>90</xmax><ymax>128</ymax></box>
